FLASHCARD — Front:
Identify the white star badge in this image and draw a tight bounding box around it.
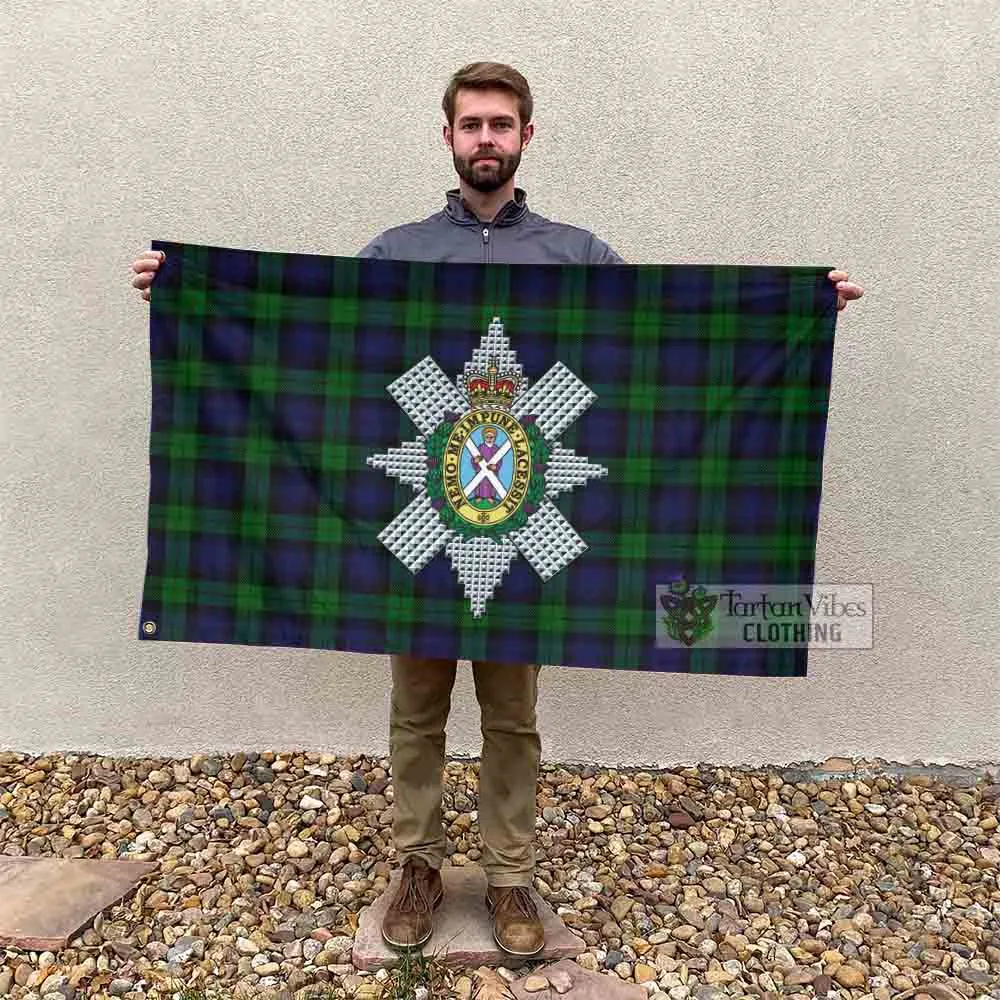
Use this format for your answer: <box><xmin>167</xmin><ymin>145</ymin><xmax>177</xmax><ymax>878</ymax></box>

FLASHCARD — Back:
<box><xmin>366</xmin><ymin>316</ymin><xmax>607</xmax><ymax>617</ymax></box>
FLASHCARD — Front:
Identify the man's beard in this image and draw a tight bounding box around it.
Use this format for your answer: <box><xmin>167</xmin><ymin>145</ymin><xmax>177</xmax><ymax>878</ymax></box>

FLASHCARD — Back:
<box><xmin>453</xmin><ymin>148</ymin><xmax>521</xmax><ymax>193</ymax></box>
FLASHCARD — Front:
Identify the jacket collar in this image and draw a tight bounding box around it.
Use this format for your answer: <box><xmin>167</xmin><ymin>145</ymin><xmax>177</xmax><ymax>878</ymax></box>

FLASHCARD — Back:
<box><xmin>445</xmin><ymin>186</ymin><xmax>529</xmax><ymax>227</ymax></box>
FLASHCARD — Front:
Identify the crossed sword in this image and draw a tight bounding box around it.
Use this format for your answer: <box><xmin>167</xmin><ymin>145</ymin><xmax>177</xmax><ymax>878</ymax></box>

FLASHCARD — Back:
<box><xmin>463</xmin><ymin>437</ymin><xmax>512</xmax><ymax>500</ymax></box>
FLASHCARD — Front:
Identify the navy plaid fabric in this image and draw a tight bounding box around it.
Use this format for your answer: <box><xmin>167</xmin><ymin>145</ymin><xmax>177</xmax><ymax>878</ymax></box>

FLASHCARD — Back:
<box><xmin>138</xmin><ymin>240</ymin><xmax>838</xmax><ymax>676</ymax></box>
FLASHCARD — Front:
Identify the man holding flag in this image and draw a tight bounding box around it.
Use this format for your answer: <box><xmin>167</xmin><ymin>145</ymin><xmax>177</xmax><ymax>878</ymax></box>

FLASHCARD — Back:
<box><xmin>130</xmin><ymin>61</ymin><xmax>863</xmax><ymax>958</ymax></box>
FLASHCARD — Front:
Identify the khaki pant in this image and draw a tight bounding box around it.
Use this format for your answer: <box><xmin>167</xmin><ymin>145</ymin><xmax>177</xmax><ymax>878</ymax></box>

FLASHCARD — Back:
<box><xmin>388</xmin><ymin>655</ymin><xmax>542</xmax><ymax>888</ymax></box>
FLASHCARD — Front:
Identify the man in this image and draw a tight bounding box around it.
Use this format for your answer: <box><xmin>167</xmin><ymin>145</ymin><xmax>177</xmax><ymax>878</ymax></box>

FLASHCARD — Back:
<box><xmin>472</xmin><ymin>426</ymin><xmax>503</xmax><ymax>507</ymax></box>
<box><xmin>130</xmin><ymin>62</ymin><xmax>864</xmax><ymax>959</ymax></box>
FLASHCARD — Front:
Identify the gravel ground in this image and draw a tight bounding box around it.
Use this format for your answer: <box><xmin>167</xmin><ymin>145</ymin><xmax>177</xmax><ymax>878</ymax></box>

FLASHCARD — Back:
<box><xmin>1</xmin><ymin>751</ymin><xmax>998</xmax><ymax>1000</ymax></box>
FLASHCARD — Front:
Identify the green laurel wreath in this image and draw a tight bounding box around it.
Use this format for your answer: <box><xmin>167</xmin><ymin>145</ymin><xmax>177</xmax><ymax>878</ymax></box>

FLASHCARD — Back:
<box><xmin>424</xmin><ymin>417</ymin><xmax>550</xmax><ymax>540</ymax></box>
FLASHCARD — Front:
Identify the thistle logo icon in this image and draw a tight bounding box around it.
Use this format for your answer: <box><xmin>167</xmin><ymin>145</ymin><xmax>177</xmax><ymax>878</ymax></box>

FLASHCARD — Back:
<box><xmin>366</xmin><ymin>316</ymin><xmax>608</xmax><ymax>617</ymax></box>
<box><xmin>660</xmin><ymin>580</ymin><xmax>719</xmax><ymax>647</ymax></box>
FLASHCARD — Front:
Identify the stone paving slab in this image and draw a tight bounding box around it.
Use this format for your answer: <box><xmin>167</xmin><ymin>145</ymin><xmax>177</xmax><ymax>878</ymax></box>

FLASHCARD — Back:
<box><xmin>780</xmin><ymin>756</ymin><xmax>998</xmax><ymax>787</ymax></box>
<box><xmin>0</xmin><ymin>857</ymin><xmax>157</xmax><ymax>949</ymax></box>
<box><xmin>353</xmin><ymin>863</ymin><xmax>585</xmax><ymax>971</ymax></box>
<box><xmin>510</xmin><ymin>959</ymin><xmax>647</xmax><ymax>1000</ymax></box>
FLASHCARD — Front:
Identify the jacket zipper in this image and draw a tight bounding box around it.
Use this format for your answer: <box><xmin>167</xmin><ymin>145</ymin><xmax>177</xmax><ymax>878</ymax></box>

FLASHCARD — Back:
<box><xmin>482</xmin><ymin>225</ymin><xmax>491</xmax><ymax>263</ymax></box>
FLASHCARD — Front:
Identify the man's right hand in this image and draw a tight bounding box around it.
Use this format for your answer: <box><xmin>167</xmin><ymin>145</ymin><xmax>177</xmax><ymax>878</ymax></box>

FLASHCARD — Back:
<box><xmin>130</xmin><ymin>250</ymin><xmax>165</xmax><ymax>301</ymax></box>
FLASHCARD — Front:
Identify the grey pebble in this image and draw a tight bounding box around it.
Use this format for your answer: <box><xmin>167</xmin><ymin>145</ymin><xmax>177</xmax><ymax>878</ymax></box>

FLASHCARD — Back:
<box><xmin>693</xmin><ymin>988</ymin><xmax>727</xmax><ymax>1000</ymax></box>
<box><xmin>960</xmin><ymin>967</ymin><xmax>993</xmax><ymax>985</ymax></box>
<box><xmin>165</xmin><ymin>935</ymin><xmax>200</xmax><ymax>963</ymax></box>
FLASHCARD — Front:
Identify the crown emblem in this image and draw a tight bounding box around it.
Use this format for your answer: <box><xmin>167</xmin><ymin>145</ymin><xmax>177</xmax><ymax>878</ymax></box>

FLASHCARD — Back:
<box><xmin>462</xmin><ymin>356</ymin><xmax>522</xmax><ymax>410</ymax></box>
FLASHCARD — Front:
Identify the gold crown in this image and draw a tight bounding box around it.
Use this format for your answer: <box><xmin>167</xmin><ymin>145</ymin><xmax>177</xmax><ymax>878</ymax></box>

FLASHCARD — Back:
<box><xmin>463</xmin><ymin>356</ymin><xmax>522</xmax><ymax>410</ymax></box>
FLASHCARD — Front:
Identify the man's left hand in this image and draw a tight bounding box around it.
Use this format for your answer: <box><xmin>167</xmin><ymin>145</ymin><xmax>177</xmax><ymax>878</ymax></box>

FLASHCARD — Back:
<box><xmin>829</xmin><ymin>270</ymin><xmax>864</xmax><ymax>311</ymax></box>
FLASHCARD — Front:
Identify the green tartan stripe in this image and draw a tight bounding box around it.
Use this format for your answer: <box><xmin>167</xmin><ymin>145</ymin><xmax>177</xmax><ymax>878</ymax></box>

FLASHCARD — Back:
<box><xmin>602</xmin><ymin>456</ymin><xmax>820</xmax><ymax>485</ymax></box>
<box><xmin>231</xmin><ymin>251</ymin><xmax>280</xmax><ymax>642</ymax></box>
<box><xmin>157</xmin><ymin>293</ymin><xmax>828</xmax><ymax>345</ymax></box>
<box><xmin>596</xmin><ymin>386</ymin><xmax>829</xmax><ymax>410</ymax></box>
<box><xmin>148</xmin><ymin>505</ymin><xmax>352</xmax><ymax>543</ymax></box>
<box><xmin>695</xmin><ymin>277</ymin><xmax>738</xmax><ymax>620</ymax></box>
<box><xmin>148</xmin><ymin>446</ymin><xmax>822</xmax><ymax>486</ymax></box>
<box><xmin>150</xmin><ymin>363</ymin><xmax>831</xmax><ymax>413</ymax></box>
<box><xmin>146</xmin><ymin>503</ymin><xmax>815</xmax><ymax>554</ymax></box>
<box><xmin>132</xmin><ymin>578</ymin><xmax>602</xmax><ymax>629</ymax></box>
<box><xmin>587</xmin><ymin>531</ymin><xmax>815</xmax><ymax>555</ymax></box>
<box><xmin>150</xmin><ymin>361</ymin><xmax>367</xmax><ymax>395</ymax></box>
<box><xmin>611</xmin><ymin>268</ymin><xmax>662</xmax><ymax>662</ymax></box>
<box><xmin>160</xmin><ymin>254</ymin><xmax>213</xmax><ymax>638</ymax></box>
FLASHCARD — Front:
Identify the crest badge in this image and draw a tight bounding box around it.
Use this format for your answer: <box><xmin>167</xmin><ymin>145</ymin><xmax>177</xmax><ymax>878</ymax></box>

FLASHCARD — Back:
<box><xmin>367</xmin><ymin>316</ymin><xmax>608</xmax><ymax>616</ymax></box>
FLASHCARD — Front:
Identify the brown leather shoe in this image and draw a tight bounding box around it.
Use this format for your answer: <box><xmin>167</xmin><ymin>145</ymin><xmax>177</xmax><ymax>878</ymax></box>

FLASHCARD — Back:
<box><xmin>381</xmin><ymin>857</ymin><xmax>444</xmax><ymax>950</ymax></box>
<box><xmin>486</xmin><ymin>885</ymin><xmax>545</xmax><ymax>957</ymax></box>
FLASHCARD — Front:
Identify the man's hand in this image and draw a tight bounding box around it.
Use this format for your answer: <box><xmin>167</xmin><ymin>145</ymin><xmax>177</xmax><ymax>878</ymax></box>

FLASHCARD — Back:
<box><xmin>829</xmin><ymin>269</ymin><xmax>864</xmax><ymax>311</ymax></box>
<box><xmin>131</xmin><ymin>250</ymin><xmax>166</xmax><ymax>301</ymax></box>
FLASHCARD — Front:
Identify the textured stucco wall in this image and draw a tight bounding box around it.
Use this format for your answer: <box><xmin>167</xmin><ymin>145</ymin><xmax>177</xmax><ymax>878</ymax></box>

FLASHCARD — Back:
<box><xmin>2</xmin><ymin>1</ymin><xmax>997</xmax><ymax>766</ymax></box>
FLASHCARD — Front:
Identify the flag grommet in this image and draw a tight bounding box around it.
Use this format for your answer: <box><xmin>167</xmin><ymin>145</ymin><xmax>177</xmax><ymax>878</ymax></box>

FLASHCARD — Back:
<box><xmin>142</xmin><ymin>621</ymin><xmax>157</xmax><ymax>635</ymax></box>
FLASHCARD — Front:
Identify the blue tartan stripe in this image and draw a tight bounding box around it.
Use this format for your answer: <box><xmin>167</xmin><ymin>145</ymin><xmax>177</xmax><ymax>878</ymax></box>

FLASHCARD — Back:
<box><xmin>138</xmin><ymin>240</ymin><xmax>838</xmax><ymax>676</ymax></box>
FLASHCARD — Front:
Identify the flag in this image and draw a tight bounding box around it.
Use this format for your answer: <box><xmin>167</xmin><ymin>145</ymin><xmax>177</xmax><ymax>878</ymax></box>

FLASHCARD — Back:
<box><xmin>138</xmin><ymin>240</ymin><xmax>838</xmax><ymax>676</ymax></box>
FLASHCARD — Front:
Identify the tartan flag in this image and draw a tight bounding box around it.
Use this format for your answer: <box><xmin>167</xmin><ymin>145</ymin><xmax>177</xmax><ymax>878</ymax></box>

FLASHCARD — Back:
<box><xmin>138</xmin><ymin>240</ymin><xmax>838</xmax><ymax>676</ymax></box>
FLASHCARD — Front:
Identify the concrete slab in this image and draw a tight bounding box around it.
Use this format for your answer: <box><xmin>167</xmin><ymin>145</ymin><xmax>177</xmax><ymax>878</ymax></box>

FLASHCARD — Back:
<box><xmin>0</xmin><ymin>857</ymin><xmax>157</xmax><ymax>949</ymax></box>
<box><xmin>510</xmin><ymin>959</ymin><xmax>647</xmax><ymax>1000</ymax></box>
<box><xmin>780</xmin><ymin>758</ymin><xmax>998</xmax><ymax>787</ymax></box>
<box><xmin>352</xmin><ymin>863</ymin><xmax>585</xmax><ymax>971</ymax></box>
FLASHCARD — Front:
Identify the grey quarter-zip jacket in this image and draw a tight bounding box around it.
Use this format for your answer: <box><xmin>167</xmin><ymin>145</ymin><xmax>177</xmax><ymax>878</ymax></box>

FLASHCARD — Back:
<box><xmin>357</xmin><ymin>186</ymin><xmax>625</xmax><ymax>265</ymax></box>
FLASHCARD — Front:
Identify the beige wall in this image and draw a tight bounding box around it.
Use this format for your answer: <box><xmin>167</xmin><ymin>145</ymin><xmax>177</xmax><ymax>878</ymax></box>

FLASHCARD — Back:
<box><xmin>2</xmin><ymin>1</ymin><xmax>997</xmax><ymax>766</ymax></box>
